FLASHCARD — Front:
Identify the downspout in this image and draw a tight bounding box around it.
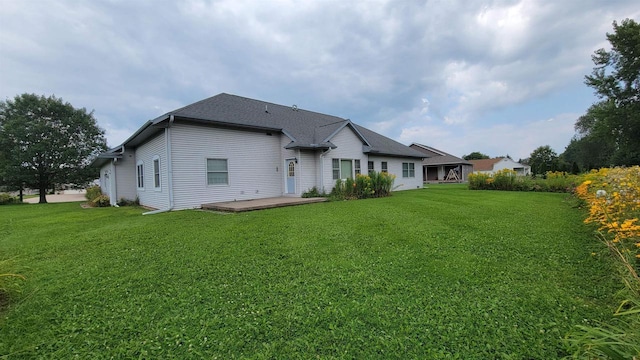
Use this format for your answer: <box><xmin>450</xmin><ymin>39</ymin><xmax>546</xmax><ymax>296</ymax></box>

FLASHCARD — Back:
<box><xmin>319</xmin><ymin>147</ymin><xmax>332</xmax><ymax>193</ymax></box>
<box><xmin>111</xmin><ymin>159</ymin><xmax>119</xmax><ymax>207</ymax></box>
<box><xmin>297</xmin><ymin>149</ymin><xmax>301</xmax><ymax>195</ymax></box>
<box><xmin>143</xmin><ymin>115</ymin><xmax>175</xmax><ymax>215</ymax></box>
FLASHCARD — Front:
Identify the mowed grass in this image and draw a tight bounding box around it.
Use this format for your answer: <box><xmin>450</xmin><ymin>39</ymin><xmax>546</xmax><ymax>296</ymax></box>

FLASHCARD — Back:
<box><xmin>0</xmin><ymin>185</ymin><xmax>619</xmax><ymax>359</ymax></box>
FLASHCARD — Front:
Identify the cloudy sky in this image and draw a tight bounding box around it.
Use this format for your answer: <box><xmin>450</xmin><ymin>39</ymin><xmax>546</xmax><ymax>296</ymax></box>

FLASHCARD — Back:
<box><xmin>1</xmin><ymin>1</ymin><xmax>637</xmax><ymax>160</ymax></box>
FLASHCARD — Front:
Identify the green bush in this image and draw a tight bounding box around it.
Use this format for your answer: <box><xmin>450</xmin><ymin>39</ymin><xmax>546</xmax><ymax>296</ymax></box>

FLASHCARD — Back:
<box><xmin>469</xmin><ymin>171</ymin><xmax>581</xmax><ymax>193</ymax></box>
<box><xmin>370</xmin><ymin>171</ymin><xmax>395</xmax><ymax>197</ymax></box>
<box><xmin>331</xmin><ymin>172</ymin><xmax>395</xmax><ymax>200</ymax></box>
<box><xmin>91</xmin><ymin>195</ymin><xmax>111</xmax><ymax>207</ymax></box>
<box><xmin>117</xmin><ymin>197</ymin><xmax>139</xmax><ymax>206</ymax></box>
<box><xmin>301</xmin><ymin>187</ymin><xmax>326</xmax><ymax>198</ymax></box>
<box><xmin>85</xmin><ymin>185</ymin><xmax>102</xmax><ymax>202</ymax></box>
<box><xmin>492</xmin><ymin>169</ymin><xmax>517</xmax><ymax>190</ymax></box>
<box><xmin>0</xmin><ymin>193</ymin><xmax>19</xmax><ymax>205</ymax></box>
<box><xmin>468</xmin><ymin>172</ymin><xmax>493</xmax><ymax>190</ymax></box>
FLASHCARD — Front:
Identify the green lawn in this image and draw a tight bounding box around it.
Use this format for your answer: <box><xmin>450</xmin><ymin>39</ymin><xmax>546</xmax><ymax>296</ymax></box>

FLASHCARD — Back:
<box><xmin>0</xmin><ymin>186</ymin><xmax>619</xmax><ymax>359</ymax></box>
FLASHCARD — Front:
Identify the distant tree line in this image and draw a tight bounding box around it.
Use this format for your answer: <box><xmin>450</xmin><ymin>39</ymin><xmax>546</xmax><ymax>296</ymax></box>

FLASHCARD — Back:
<box><xmin>470</xmin><ymin>19</ymin><xmax>639</xmax><ymax>176</ymax></box>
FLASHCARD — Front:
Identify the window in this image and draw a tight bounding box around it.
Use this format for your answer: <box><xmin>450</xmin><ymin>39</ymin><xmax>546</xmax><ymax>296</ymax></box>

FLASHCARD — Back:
<box><xmin>340</xmin><ymin>159</ymin><xmax>353</xmax><ymax>179</ymax></box>
<box><xmin>402</xmin><ymin>162</ymin><xmax>415</xmax><ymax>178</ymax></box>
<box><xmin>381</xmin><ymin>161</ymin><xmax>388</xmax><ymax>173</ymax></box>
<box><xmin>207</xmin><ymin>158</ymin><xmax>228</xmax><ymax>185</ymax></box>
<box><xmin>368</xmin><ymin>161</ymin><xmax>374</xmax><ymax>174</ymax></box>
<box><xmin>332</xmin><ymin>158</ymin><xmax>356</xmax><ymax>180</ymax></box>
<box><xmin>332</xmin><ymin>159</ymin><xmax>340</xmax><ymax>180</ymax></box>
<box><xmin>153</xmin><ymin>156</ymin><xmax>161</xmax><ymax>189</ymax></box>
<box><xmin>136</xmin><ymin>162</ymin><xmax>144</xmax><ymax>189</ymax></box>
<box><xmin>288</xmin><ymin>161</ymin><xmax>295</xmax><ymax>177</ymax></box>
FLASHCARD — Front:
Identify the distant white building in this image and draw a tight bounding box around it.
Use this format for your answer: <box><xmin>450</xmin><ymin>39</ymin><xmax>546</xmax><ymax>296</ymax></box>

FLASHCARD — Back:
<box><xmin>468</xmin><ymin>158</ymin><xmax>531</xmax><ymax>176</ymax></box>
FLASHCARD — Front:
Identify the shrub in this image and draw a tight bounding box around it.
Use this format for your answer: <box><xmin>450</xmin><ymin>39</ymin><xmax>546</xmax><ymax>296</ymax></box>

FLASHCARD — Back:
<box><xmin>492</xmin><ymin>169</ymin><xmax>517</xmax><ymax>190</ymax></box>
<box><xmin>468</xmin><ymin>172</ymin><xmax>492</xmax><ymax>190</ymax></box>
<box><xmin>91</xmin><ymin>195</ymin><xmax>111</xmax><ymax>207</ymax></box>
<box><xmin>370</xmin><ymin>171</ymin><xmax>395</xmax><ymax>197</ymax></box>
<box><xmin>302</xmin><ymin>187</ymin><xmax>326</xmax><ymax>198</ymax></box>
<box><xmin>469</xmin><ymin>171</ymin><xmax>580</xmax><ymax>193</ymax></box>
<box><xmin>85</xmin><ymin>185</ymin><xmax>102</xmax><ymax>202</ymax></box>
<box><xmin>331</xmin><ymin>171</ymin><xmax>395</xmax><ymax>200</ymax></box>
<box><xmin>117</xmin><ymin>197</ymin><xmax>139</xmax><ymax>206</ymax></box>
<box><xmin>0</xmin><ymin>193</ymin><xmax>19</xmax><ymax>205</ymax></box>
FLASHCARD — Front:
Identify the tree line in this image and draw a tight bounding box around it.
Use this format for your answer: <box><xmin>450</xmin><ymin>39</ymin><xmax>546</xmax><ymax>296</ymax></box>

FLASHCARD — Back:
<box><xmin>467</xmin><ymin>19</ymin><xmax>640</xmax><ymax>176</ymax></box>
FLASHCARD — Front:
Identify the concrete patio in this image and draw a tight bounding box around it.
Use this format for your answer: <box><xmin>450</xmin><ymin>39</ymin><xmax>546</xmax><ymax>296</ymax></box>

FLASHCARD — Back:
<box><xmin>202</xmin><ymin>197</ymin><xmax>327</xmax><ymax>212</ymax></box>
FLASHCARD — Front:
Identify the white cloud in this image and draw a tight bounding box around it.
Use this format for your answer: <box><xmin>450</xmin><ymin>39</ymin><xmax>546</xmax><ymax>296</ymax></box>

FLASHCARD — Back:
<box><xmin>397</xmin><ymin>111</ymin><xmax>578</xmax><ymax>160</ymax></box>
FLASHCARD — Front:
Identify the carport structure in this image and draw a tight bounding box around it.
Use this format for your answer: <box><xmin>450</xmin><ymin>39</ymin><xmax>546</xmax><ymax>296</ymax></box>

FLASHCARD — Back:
<box><xmin>409</xmin><ymin>143</ymin><xmax>473</xmax><ymax>183</ymax></box>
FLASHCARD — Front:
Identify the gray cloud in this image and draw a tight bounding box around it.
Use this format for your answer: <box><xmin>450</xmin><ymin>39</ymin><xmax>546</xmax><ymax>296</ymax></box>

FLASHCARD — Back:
<box><xmin>1</xmin><ymin>0</ymin><xmax>637</xmax><ymax>158</ymax></box>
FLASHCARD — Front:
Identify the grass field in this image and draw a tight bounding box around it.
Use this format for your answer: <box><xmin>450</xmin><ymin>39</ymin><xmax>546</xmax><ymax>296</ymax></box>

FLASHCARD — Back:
<box><xmin>0</xmin><ymin>185</ymin><xmax>620</xmax><ymax>358</ymax></box>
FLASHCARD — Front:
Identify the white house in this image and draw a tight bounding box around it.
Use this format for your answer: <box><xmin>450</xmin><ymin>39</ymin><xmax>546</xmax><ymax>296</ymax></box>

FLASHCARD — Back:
<box><xmin>92</xmin><ymin>93</ymin><xmax>425</xmax><ymax>211</ymax></box>
<box><xmin>468</xmin><ymin>158</ymin><xmax>531</xmax><ymax>176</ymax></box>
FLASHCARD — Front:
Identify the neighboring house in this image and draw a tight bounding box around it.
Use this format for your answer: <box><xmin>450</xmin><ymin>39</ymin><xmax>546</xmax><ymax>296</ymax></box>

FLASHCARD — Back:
<box><xmin>409</xmin><ymin>143</ymin><xmax>473</xmax><ymax>182</ymax></box>
<box><xmin>468</xmin><ymin>158</ymin><xmax>531</xmax><ymax>176</ymax></box>
<box><xmin>92</xmin><ymin>93</ymin><xmax>425</xmax><ymax>211</ymax></box>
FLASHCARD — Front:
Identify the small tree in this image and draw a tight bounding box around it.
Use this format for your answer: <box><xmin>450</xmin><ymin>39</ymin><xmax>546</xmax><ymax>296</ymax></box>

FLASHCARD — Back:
<box><xmin>529</xmin><ymin>145</ymin><xmax>559</xmax><ymax>176</ymax></box>
<box><xmin>0</xmin><ymin>94</ymin><xmax>107</xmax><ymax>203</ymax></box>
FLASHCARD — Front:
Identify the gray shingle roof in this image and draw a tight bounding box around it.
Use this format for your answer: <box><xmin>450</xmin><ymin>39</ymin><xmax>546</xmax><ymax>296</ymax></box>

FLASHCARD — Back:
<box><xmin>410</xmin><ymin>143</ymin><xmax>471</xmax><ymax>166</ymax></box>
<box><xmin>146</xmin><ymin>93</ymin><xmax>424</xmax><ymax>158</ymax></box>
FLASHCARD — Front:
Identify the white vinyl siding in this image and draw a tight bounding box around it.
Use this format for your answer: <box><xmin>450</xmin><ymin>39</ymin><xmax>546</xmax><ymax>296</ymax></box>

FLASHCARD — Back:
<box><xmin>369</xmin><ymin>156</ymin><xmax>423</xmax><ymax>191</ymax></box>
<box><xmin>170</xmin><ymin>123</ymin><xmax>282</xmax><ymax>210</ymax></box>
<box><xmin>298</xmin><ymin>150</ymin><xmax>317</xmax><ymax>195</ymax></box>
<box><xmin>115</xmin><ymin>149</ymin><xmax>137</xmax><ymax>201</ymax></box>
<box><xmin>135</xmin><ymin>132</ymin><xmax>169</xmax><ymax>210</ymax></box>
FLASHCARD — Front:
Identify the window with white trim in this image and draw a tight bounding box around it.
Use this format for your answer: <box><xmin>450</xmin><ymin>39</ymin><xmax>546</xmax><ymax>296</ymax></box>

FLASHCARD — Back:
<box><xmin>354</xmin><ymin>159</ymin><xmax>361</xmax><ymax>175</ymax></box>
<box><xmin>136</xmin><ymin>161</ymin><xmax>144</xmax><ymax>189</ymax></box>
<box><xmin>332</xmin><ymin>158</ymin><xmax>357</xmax><ymax>179</ymax></box>
<box><xmin>402</xmin><ymin>162</ymin><xmax>415</xmax><ymax>178</ymax></box>
<box><xmin>368</xmin><ymin>161</ymin><xmax>374</xmax><ymax>174</ymax></box>
<box><xmin>207</xmin><ymin>158</ymin><xmax>228</xmax><ymax>185</ymax></box>
<box><xmin>153</xmin><ymin>156</ymin><xmax>161</xmax><ymax>189</ymax></box>
<box><xmin>332</xmin><ymin>159</ymin><xmax>340</xmax><ymax>180</ymax></box>
<box><xmin>381</xmin><ymin>161</ymin><xmax>388</xmax><ymax>173</ymax></box>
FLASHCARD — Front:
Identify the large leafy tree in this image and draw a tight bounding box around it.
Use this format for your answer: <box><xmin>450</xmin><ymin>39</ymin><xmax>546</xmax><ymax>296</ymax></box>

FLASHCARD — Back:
<box><xmin>463</xmin><ymin>151</ymin><xmax>490</xmax><ymax>160</ymax></box>
<box><xmin>573</xmin><ymin>19</ymin><xmax>640</xmax><ymax>166</ymax></box>
<box><xmin>529</xmin><ymin>145</ymin><xmax>559</xmax><ymax>175</ymax></box>
<box><xmin>0</xmin><ymin>94</ymin><xmax>107</xmax><ymax>203</ymax></box>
